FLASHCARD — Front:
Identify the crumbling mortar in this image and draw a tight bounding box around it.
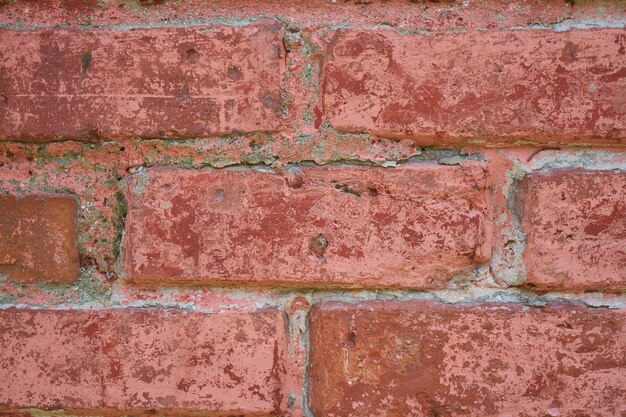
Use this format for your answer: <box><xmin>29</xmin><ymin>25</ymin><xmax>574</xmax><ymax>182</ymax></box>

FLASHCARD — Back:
<box><xmin>491</xmin><ymin>157</ymin><xmax>528</xmax><ymax>287</ymax></box>
<box><xmin>524</xmin><ymin>149</ymin><xmax>626</xmax><ymax>172</ymax></box>
<box><xmin>491</xmin><ymin>149</ymin><xmax>626</xmax><ymax>288</ymax></box>
<box><xmin>300</xmin><ymin>305</ymin><xmax>315</xmax><ymax>417</ymax></box>
<box><xmin>2</xmin><ymin>286</ymin><xmax>625</xmax><ymax>313</ymax></box>
<box><xmin>3</xmin><ymin>145</ymin><xmax>626</xmax><ymax>306</ymax></box>
<box><xmin>1</xmin><ymin>10</ymin><xmax>625</xmax><ymax>33</ymax></box>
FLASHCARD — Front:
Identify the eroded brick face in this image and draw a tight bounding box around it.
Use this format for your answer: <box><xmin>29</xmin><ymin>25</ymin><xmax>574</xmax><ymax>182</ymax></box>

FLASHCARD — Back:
<box><xmin>124</xmin><ymin>165</ymin><xmax>492</xmax><ymax>288</ymax></box>
<box><xmin>0</xmin><ymin>195</ymin><xmax>78</xmax><ymax>283</ymax></box>
<box><xmin>324</xmin><ymin>29</ymin><xmax>626</xmax><ymax>145</ymax></box>
<box><xmin>0</xmin><ymin>1</ymin><xmax>625</xmax><ymax>416</ymax></box>
<box><xmin>0</xmin><ymin>308</ymin><xmax>286</xmax><ymax>414</ymax></box>
<box><xmin>309</xmin><ymin>302</ymin><xmax>626</xmax><ymax>417</ymax></box>
<box><xmin>0</xmin><ymin>23</ymin><xmax>284</xmax><ymax>141</ymax></box>
<box><xmin>519</xmin><ymin>170</ymin><xmax>626</xmax><ymax>290</ymax></box>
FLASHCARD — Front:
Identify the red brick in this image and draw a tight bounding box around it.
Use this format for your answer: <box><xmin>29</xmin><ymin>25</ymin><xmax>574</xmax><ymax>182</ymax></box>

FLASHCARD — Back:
<box><xmin>519</xmin><ymin>169</ymin><xmax>626</xmax><ymax>290</ymax></box>
<box><xmin>0</xmin><ymin>307</ymin><xmax>286</xmax><ymax>414</ymax></box>
<box><xmin>1</xmin><ymin>0</ymin><xmax>625</xmax><ymax>35</ymax></box>
<box><xmin>124</xmin><ymin>165</ymin><xmax>492</xmax><ymax>288</ymax></box>
<box><xmin>309</xmin><ymin>301</ymin><xmax>626</xmax><ymax>417</ymax></box>
<box><xmin>324</xmin><ymin>29</ymin><xmax>626</xmax><ymax>145</ymax></box>
<box><xmin>0</xmin><ymin>195</ymin><xmax>78</xmax><ymax>283</ymax></box>
<box><xmin>0</xmin><ymin>23</ymin><xmax>284</xmax><ymax>142</ymax></box>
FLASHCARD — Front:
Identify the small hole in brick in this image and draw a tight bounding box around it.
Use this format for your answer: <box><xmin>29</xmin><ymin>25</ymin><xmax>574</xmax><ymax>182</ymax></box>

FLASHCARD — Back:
<box><xmin>346</xmin><ymin>331</ymin><xmax>356</xmax><ymax>348</ymax></box>
<box><xmin>214</xmin><ymin>189</ymin><xmax>225</xmax><ymax>203</ymax></box>
<box><xmin>227</xmin><ymin>65</ymin><xmax>242</xmax><ymax>81</ymax></box>
<box><xmin>186</xmin><ymin>48</ymin><xmax>199</xmax><ymax>61</ymax></box>
<box><xmin>367</xmin><ymin>187</ymin><xmax>378</xmax><ymax>197</ymax></box>
<box><xmin>335</xmin><ymin>183</ymin><xmax>360</xmax><ymax>197</ymax></box>
<box><xmin>286</xmin><ymin>174</ymin><xmax>303</xmax><ymax>189</ymax></box>
<box><xmin>309</xmin><ymin>234</ymin><xmax>328</xmax><ymax>259</ymax></box>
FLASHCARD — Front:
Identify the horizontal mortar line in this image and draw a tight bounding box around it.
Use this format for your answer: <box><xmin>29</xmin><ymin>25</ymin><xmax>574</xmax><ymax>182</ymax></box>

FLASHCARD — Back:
<box><xmin>0</xmin><ymin>302</ymin><xmax>284</xmax><ymax>313</ymax></box>
<box><xmin>2</xmin><ymin>151</ymin><xmax>626</xmax><ymax>171</ymax></box>
<box><xmin>6</xmin><ymin>94</ymin><xmax>260</xmax><ymax>99</ymax></box>
<box><xmin>2</xmin><ymin>288</ymin><xmax>626</xmax><ymax>311</ymax></box>
<box><xmin>0</xmin><ymin>18</ymin><xmax>261</xmax><ymax>31</ymax></box>
<box><xmin>1</xmin><ymin>19</ymin><xmax>625</xmax><ymax>33</ymax></box>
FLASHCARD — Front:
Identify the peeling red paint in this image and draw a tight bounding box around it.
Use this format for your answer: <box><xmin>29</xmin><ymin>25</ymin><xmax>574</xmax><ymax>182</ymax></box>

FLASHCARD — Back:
<box><xmin>0</xmin><ymin>1</ymin><xmax>625</xmax><ymax>416</ymax></box>
<box><xmin>1</xmin><ymin>0</ymin><xmax>624</xmax><ymax>33</ymax></box>
<box><xmin>0</xmin><ymin>307</ymin><xmax>287</xmax><ymax>414</ymax></box>
<box><xmin>309</xmin><ymin>301</ymin><xmax>626</xmax><ymax>417</ymax></box>
<box><xmin>0</xmin><ymin>23</ymin><xmax>285</xmax><ymax>141</ymax></box>
<box><xmin>520</xmin><ymin>169</ymin><xmax>626</xmax><ymax>290</ymax></box>
<box><xmin>124</xmin><ymin>165</ymin><xmax>492</xmax><ymax>288</ymax></box>
<box><xmin>324</xmin><ymin>29</ymin><xmax>626</xmax><ymax>145</ymax></box>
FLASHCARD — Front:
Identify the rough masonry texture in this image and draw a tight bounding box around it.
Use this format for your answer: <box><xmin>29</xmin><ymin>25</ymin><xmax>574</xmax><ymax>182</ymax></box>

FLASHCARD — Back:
<box><xmin>309</xmin><ymin>301</ymin><xmax>626</xmax><ymax>417</ymax></box>
<box><xmin>0</xmin><ymin>22</ymin><xmax>285</xmax><ymax>141</ymax></box>
<box><xmin>0</xmin><ymin>195</ymin><xmax>78</xmax><ymax>283</ymax></box>
<box><xmin>124</xmin><ymin>165</ymin><xmax>491</xmax><ymax>288</ymax></box>
<box><xmin>324</xmin><ymin>28</ymin><xmax>626</xmax><ymax>145</ymax></box>
<box><xmin>519</xmin><ymin>169</ymin><xmax>626</xmax><ymax>290</ymax></box>
<box><xmin>0</xmin><ymin>1</ymin><xmax>625</xmax><ymax>416</ymax></box>
<box><xmin>0</xmin><ymin>307</ymin><xmax>286</xmax><ymax>414</ymax></box>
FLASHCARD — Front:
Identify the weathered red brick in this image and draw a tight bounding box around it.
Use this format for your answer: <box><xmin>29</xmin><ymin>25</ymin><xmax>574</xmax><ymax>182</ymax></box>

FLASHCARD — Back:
<box><xmin>0</xmin><ymin>195</ymin><xmax>78</xmax><ymax>283</ymax></box>
<box><xmin>324</xmin><ymin>29</ymin><xmax>626</xmax><ymax>145</ymax></box>
<box><xmin>124</xmin><ymin>165</ymin><xmax>492</xmax><ymax>288</ymax></box>
<box><xmin>309</xmin><ymin>301</ymin><xmax>626</xmax><ymax>417</ymax></box>
<box><xmin>519</xmin><ymin>169</ymin><xmax>626</xmax><ymax>290</ymax></box>
<box><xmin>1</xmin><ymin>0</ymin><xmax>625</xmax><ymax>35</ymax></box>
<box><xmin>0</xmin><ymin>307</ymin><xmax>286</xmax><ymax>414</ymax></box>
<box><xmin>0</xmin><ymin>23</ymin><xmax>284</xmax><ymax>142</ymax></box>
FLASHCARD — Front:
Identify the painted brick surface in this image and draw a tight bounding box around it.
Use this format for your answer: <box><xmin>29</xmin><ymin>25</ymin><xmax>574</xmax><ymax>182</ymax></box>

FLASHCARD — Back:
<box><xmin>519</xmin><ymin>169</ymin><xmax>626</xmax><ymax>290</ymax></box>
<box><xmin>0</xmin><ymin>23</ymin><xmax>284</xmax><ymax>142</ymax></box>
<box><xmin>309</xmin><ymin>301</ymin><xmax>626</xmax><ymax>417</ymax></box>
<box><xmin>324</xmin><ymin>29</ymin><xmax>626</xmax><ymax>145</ymax></box>
<box><xmin>124</xmin><ymin>165</ymin><xmax>492</xmax><ymax>288</ymax></box>
<box><xmin>1</xmin><ymin>1</ymin><xmax>626</xmax><ymax>416</ymax></box>
<box><xmin>0</xmin><ymin>307</ymin><xmax>286</xmax><ymax>414</ymax></box>
<box><xmin>0</xmin><ymin>195</ymin><xmax>78</xmax><ymax>283</ymax></box>
<box><xmin>1</xmin><ymin>0</ymin><xmax>625</xmax><ymax>34</ymax></box>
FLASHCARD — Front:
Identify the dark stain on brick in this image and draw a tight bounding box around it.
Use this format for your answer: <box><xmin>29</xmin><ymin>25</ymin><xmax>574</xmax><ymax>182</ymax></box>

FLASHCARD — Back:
<box><xmin>261</xmin><ymin>91</ymin><xmax>283</xmax><ymax>116</ymax></box>
<box><xmin>345</xmin><ymin>331</ymin><xmax>357</xmax><ymax>348</ymax></box>
<box><xmin>80</xmin><ymin>51</ymin><xmax>92</xmax><ymax>84</ymax></box>
<box><xmin>134</xmin><ymin>365</ymin><xmax>157</xmax><ymax>383</ymax></box>
<box><xmin>560</xmin><ymin>41</ymin><xmax>579</xmax><ymax>63</ymax></box>
<box><xmin>138</xmin><ymin>0</ymin><xmax>167</xmax><ymax>5</ymax></box>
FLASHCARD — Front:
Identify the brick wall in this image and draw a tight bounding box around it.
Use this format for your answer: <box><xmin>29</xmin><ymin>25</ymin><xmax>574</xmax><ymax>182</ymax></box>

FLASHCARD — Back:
<box><xmin>0</xmin><ymin>1</ymin><xmax>625</xmax><ymax>416</ymax></box>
